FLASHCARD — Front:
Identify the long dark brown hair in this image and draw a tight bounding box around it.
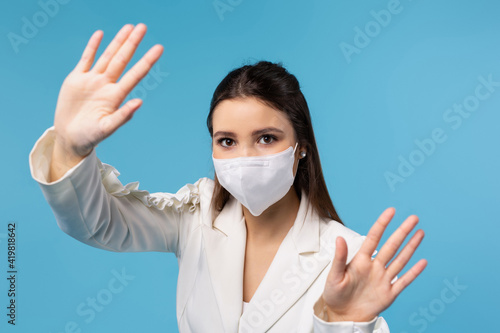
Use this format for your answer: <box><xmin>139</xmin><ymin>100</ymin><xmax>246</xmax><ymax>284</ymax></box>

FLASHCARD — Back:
<box><xmin>206</xmin><ymin>60</ymin><xmax>344</xmax><ymax>225</ymax></box>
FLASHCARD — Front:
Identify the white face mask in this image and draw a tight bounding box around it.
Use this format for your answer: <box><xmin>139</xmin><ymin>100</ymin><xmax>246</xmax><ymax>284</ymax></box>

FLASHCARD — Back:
<box><xmin>212</xmin><ymin>143</ymin><xmax>298</xmax><ymax>216</ymax></box>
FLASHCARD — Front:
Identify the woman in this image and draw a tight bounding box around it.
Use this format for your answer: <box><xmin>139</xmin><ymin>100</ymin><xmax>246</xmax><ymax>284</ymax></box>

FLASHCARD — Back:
<box><xmin>29</xmin><ymin>23</ymin><xmax>427</xmax><ymax>332</ymax></box>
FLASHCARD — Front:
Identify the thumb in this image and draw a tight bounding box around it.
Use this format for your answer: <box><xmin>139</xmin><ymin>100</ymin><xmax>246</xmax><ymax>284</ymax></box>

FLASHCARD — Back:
<box><xmin>328</xmin><ymin>236</ymin><xmax>348</xmax><ymax>283</ymax></box>
<box><xmin>102</xmin><ymin>98</ymin><xmax>142</xmax><ymax>135</ymax></box>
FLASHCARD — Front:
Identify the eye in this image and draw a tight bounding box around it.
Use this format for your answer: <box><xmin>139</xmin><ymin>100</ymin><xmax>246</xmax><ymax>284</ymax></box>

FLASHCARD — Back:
<box><xmin>217</xmin><ymin>138</ymin><xmax>235</xmax><ymax>147</ymax></box>
<box><xmin>259</xmin><ymin>135</ymin><xmax>277</xmax><ymax>145</ymax></box>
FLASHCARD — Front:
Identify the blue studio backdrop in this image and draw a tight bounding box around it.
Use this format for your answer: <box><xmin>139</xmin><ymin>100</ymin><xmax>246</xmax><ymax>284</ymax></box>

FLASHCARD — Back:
<box><xmin>1</xmin><ymin>0</ymin><xmax>498</xmax><ymax>332</ymax></box>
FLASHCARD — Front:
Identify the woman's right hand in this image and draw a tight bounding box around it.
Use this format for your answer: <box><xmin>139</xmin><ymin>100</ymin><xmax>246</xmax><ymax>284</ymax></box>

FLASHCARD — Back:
<box><xmin>48</xmin><ymin>23</ymin><xmax>163</xmax><ymax>182</ymax></box>
<box><xmin>53</xmin><ymin>23</ymin><xmax>163</xmax><ymax>158</ymax></box>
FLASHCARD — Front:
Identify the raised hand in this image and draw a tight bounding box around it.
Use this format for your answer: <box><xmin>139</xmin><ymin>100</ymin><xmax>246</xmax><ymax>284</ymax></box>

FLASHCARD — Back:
<box><xmin>320</xmin><ymin>207</ymin><xmax>427</xmax><ymax>322</ymax></box>
<box><xmin>49</xmin><ymin>23</ymin><xmax>163</xmax><ymax>182</ymax></box>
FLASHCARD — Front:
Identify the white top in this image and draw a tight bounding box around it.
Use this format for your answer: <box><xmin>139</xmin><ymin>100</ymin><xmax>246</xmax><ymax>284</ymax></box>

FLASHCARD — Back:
<box><xmin>242</xmin><ymin>301</ymin><xmax>249</xmax><ymax>313</ymax></box>
<box><xmin>29</xmin><ymin>126</ymin><xmax>390</xmax><ymax>333</ymax></box>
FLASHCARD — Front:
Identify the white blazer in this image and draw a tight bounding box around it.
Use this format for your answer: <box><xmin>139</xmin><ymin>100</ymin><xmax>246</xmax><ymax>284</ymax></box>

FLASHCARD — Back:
<box><xmin>29</xmin><ymin>126</ymin><xmax>390</xmax><ymax>333</ymax></box>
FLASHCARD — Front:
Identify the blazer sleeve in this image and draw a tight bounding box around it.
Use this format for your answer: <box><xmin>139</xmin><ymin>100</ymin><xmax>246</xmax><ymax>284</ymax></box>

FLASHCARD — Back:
<box><xmin>312</xmin><ymin>307</ymin><xmax>390</xmax><ymax>333</ymax></box>
<box><xmin>29</xmin><ymin>126</ymin><xmax>206</xmax><ymax>257</ymax></box>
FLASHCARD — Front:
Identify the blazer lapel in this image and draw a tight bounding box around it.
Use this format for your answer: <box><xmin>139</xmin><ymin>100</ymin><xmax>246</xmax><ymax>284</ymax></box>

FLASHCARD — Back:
<box><xmin>238</xmin><ymin>190</ymin><xmax>331</xmax><ymax>332</ymax></box>
<box><xmin>203</xmin><ymin>189</ymin><xmax>332</xmax><ymax>333</ymax></box>
<box><xmin>203</xmin><ymin>194</ymin><xmax>247</xmax><ymax>332</ymax></box>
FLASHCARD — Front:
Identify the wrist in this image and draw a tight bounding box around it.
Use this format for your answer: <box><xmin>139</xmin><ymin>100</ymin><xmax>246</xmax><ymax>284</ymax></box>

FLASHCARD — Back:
<box><xmin>53</xmin><ymin>139</ymin><xmax>87</xmax><ymax>164</ymax></box>
<box><xmin>53</xmin><ymin>132</ymin><xmax>92</xmax><ymax>161</ymax></box>
<box><xmin>49</xmin><ymin>135</ymin><xmax>89</xmax><ymax>182</ymax></box>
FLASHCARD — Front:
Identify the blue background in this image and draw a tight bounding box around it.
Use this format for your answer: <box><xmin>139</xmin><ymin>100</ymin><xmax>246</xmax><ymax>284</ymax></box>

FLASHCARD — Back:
<box><xmin>1</xmin><ymin>0</ymin><xmax>498</xmax><ymax>332</ymax></box>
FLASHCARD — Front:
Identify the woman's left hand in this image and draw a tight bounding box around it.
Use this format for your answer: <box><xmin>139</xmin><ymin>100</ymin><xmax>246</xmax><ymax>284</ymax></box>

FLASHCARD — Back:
<box><xmin>321</xmin><ymin>207</ymin><xmax>427</xmax><ymax>322</ymax></box>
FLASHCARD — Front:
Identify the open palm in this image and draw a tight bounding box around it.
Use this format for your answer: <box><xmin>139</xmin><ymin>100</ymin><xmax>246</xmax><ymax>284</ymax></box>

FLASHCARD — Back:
<box><xmin>321</xmin><ymin>207</ymin><xmax>427</xmax><ymax>322</ymax></box>
<box><xmin>53</xmin><ymin>23</ymin><xmax>163</xmax><ymax>157</ymax></box>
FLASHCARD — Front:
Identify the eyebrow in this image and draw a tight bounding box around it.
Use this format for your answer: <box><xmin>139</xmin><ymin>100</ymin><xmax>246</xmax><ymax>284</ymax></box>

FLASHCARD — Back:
<box><xmin>213</xmin><ymin>127</ymin><xmax>285</xmax><ymax>138</ymax></box>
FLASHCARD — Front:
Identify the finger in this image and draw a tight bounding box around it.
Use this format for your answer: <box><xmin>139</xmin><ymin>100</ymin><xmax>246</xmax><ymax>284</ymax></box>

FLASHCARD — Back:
<box><xmin>327</xmin><ymin>237</ymin><xmax>348</xmax><ymax>284</ymax></box>
<box><xmin>100</xmin><ymin>99</ymin><xmax>142</xmax><ymax>137</ymax></box>
<box><xmin>116</xmin><ymin>44</ymin><xmax>164</xmax><ymax>95</ymax></box>
<box><xmin>386</xmin><ymin>229</ymin><xmax>425</xmax><ymax>279</ymax></box>
<box><xmin>374</xmin><ymin>215</ymin><xmax>419</xmax><ymax>266</ymax></box>
<box><xmin>358</xmin><ymin>207</ymin><xmax>396</xmax><ymax>257</ymax></box>
<box><xmin>105</xmin><ymin>23</ymin><xmax>147</xmax><ymax>82</ymax></box>
<box><xmin>92</xmin><ymin>24</ymin><xmax>135</xmax><ymax>74</ymax></box>
<box><xmin>391</xmin><ymin>258</ymin><xmax>427</xmax><ymax>297</ymax></box>
<box><xmin>74</xmin><ymin>30</ymin><xmax>103</xmax><ymax>73</ymax></box>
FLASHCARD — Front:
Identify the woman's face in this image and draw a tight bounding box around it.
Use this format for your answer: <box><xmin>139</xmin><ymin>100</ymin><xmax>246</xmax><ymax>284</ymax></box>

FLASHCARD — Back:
<box><xmin>212</xmin><ymin>96</ymin><xmax>302</xmax><ymax>177</ymax></box>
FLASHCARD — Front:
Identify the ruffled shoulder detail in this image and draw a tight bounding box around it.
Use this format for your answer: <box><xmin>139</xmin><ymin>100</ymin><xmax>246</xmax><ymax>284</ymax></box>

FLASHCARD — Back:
<box><xmin>97</xmin><ymin>159</ymin><xmax>203</xmax><ymax>213</ymax></box>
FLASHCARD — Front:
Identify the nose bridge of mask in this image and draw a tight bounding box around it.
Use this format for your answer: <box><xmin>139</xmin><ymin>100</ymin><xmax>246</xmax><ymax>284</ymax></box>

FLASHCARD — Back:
<box><xmin>214</xmin><ymin>143</ymin><xmax>297</xmax><ymax>167</ymax></box>
<box><xmin>212</xmin><ymin>144</ymin><xmax>296</xmax><ymax>181</ymax></box>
